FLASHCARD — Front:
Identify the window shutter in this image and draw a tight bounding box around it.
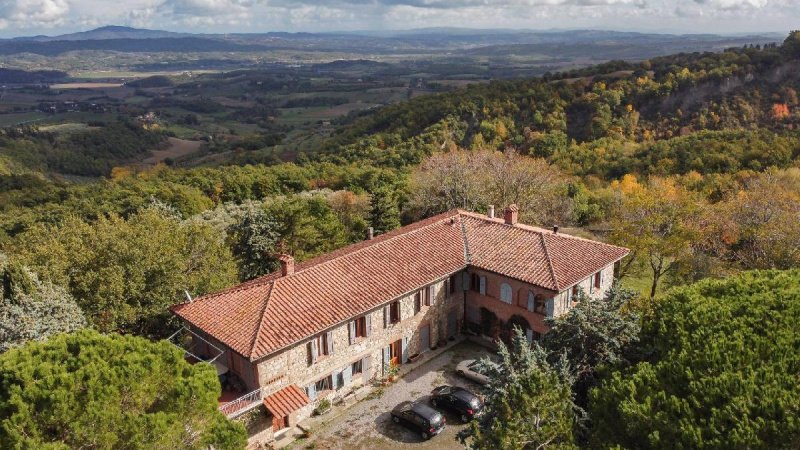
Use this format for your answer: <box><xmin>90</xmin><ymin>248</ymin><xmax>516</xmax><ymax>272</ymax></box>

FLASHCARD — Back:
<box><xmin>599</xmin><ymin>270</ymin><xmax>604</xmax><ymax>288</ymax></box>
<box><xmin>363</xmin><ymin>356</ymin><xmax>372</xmax><ymax>379</ymax></box>
<box><xmin>397</xmin><ymin>301</ymin><xmax>402</xmax><ymax>321</ymax></box>
<box><xmin>546</xmin><ymin>298</ymin><xmax>554</xmax><ymax>318</ymax></box>
<box><xmin>590</xmin><ymin>276</ymin><xmax>595</xmax><ymax>294</ymax></box>
<box><xmin>348</xmin><ymin>321</ymin><xmax>356</xmax><ymax>345</ymax></box>
<box><xmin>479</xmin><ymin>276</ymin><xmax>486</xmax><ymax>295</ymax></box>
<box><xmin>526</xmin><ymin>329</ymin><xmax>533</xmax><ymax>343</ymax></box>
<box><xmin>309</xmin><ymin>340</ymin><xmax>318</xmax><ymax>365</ymax></box>
<box><xmin>402</xmin><ymin>336</ymin><xmax>410</xmax><ymax>364</ymax></box>
<box><xmin>365</xmin><ymin>314</ymin><xmax>372</xmax><ymax>337</ymax></box>
<box><xmin>307</xmin><ymin>383</ymin><xmax>317</xmax><ymax>400</ymax></box>
<box><xmin>343</xmin><ymin>364</ymin><xmax>352</xmax><ymax>385</ymax></box>
<box><xmin>326</xmin><ymin>331</ymin><xmax>334</xmax><ymax>355</ymax></box>
<box><xmin>383</xmin><ymin>305</ymin><xmax>389</xmax><ymax>328</ymax></box>
<box><xmin>429</xmin><ymin>285</ymin><xmax>436</xmax><ymax>306</ymax></box>
<box><xmin>382</xmin><ymin>346</ymin><xmax>390</xmax><ymax>372</ymax></box>
<box><xmin>527</xmin><ymin>292</ymin><xmax>535</xmax><ymax>312</ymax></box>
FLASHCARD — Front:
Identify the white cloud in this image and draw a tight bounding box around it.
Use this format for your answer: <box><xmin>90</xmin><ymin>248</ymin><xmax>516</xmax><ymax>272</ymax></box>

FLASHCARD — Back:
<box><xmin>0</xmin><ymin>0</ymin><xmax>70</xmax><ymax>28</ymax></box>
<box><xmin>0</xmin><ymin>0</ymin><xmax>795</xmax><ymax>36</ymax></box>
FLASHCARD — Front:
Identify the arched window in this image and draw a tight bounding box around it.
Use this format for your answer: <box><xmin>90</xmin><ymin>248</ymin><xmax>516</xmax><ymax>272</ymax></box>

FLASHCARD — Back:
<box><xmin>500</xmin><ymin>283</ymin><xmax>513</xmax><ymax>304</ymax></box>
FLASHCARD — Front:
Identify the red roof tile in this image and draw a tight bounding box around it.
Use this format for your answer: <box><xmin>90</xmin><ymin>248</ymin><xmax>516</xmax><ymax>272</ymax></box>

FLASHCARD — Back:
<box><xmin>172</xmin><ymin>209</ymin><xmax>628</xmax><ymax>360</ymax></box>
<box><xmin>263</xmin><ymin>384</ymin><xmax>310</xmax><ymax>418</ymax></box>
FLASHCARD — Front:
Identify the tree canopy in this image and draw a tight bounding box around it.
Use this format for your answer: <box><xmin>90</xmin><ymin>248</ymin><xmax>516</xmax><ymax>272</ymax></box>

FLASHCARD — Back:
<box><xmin>0</xmin><ymin>254</ymin><xmax>86</xmax><ymax>352</ymax></box>
<box><xmin>0</xmin><ymin>329</ymin><xmax>246</xmax><ymax>449</ymax></box>
<box><xmin>590</xmin><ymin>269</ymin><xmax>800</xmax><ymax>449</ymax></box>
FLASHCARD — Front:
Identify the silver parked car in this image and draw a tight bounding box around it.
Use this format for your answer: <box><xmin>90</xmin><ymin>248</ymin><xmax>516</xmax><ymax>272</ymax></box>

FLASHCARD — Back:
<box><xmin>455</xmin><ymin>359</ymin><xmax>497</xmax><ymax>385</ymax></box>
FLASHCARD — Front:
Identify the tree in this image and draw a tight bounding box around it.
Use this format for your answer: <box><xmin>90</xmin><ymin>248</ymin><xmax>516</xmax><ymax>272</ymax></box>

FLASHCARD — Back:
<box><xmin>0</xmin><ymin>329</ymin><xmax>246</xmax><ymax>449</ymax></box>
<box><xmin>368</xmin><ymin>186</ymin><xmax>401</xmax><ymax>235</ymax></box>
<box><xmin>610</xmin><ymin>175</ymin><xmax>705</xmax><ymax>298</ymax></box>
<box><xmin>13</xmin><ymin>208</ymin><xmax>238</xmax><ymax>337</ymax></box>
<box><xmin>461</xmin><ymin>329</ymin><xmax>579</xmax><ymax>450</ymax></box>
<box><xmin>541</xmin><ymin>285</ymin><xmax>640</xmax><ymax>406</ymax></box>
<box><xmin>409</xmin><ymin>149</ymin><xmax>568</xmax><ymax>225</ymax></box>
<box><xmin>264</xmin><ymin>193</ymin><xmax>349</xmax><ymax>260</ymax></box>
<box><xmin>0</xmin><ymin>254</ymin><xmax>86</xmax><ymax>352</ymax></box>
<box><xmin>781</xmin><ymin>30</ymin><xmax>800</xmax><ymax>59</ymax></box>
<box><xmin>590</xmin><ymin>269</ymin><xmax>800</xmax><ymax>449</ymax></box>
<box><xmin>724</xmin><ymin>169</ymin><xmax>800</xmax><ymax>269</ymax></box>
<box><xmin>229</xmin><ymin>205</ymin><xmax>280</xmax><ymax>281</ymax></box>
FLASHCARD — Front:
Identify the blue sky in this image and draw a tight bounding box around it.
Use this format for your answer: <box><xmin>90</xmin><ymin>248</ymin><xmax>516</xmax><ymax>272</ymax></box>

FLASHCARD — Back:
<box><xmin>0</xmin><ymin>0</ymin><xmax>796</xmax><ymax>37</ymax></box>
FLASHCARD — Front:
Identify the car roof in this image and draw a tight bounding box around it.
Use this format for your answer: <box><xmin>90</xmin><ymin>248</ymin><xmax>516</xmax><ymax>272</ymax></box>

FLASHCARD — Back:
<box><xmin>453</xmin><ymin>388</ymin><xmax>477</xmax><ymax>402</ymax></box>
<box><xmin>411</xmin><ymin>402</ymin><xmax>441</xmax><ymax>418</ymax></box>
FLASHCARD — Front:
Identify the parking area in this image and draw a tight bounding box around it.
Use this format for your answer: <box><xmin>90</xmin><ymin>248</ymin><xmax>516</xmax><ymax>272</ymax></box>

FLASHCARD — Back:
<box><xmin>288</xmin><ymin>340</ymin><xmax>493</xmax><ymax>450</ymax></box>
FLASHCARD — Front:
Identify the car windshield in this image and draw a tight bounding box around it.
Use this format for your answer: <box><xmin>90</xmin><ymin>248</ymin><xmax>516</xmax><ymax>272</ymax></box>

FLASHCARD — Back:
<box><xmin>469</xmin><ymin>361</ymin><xmax>489</xmax><ymax>374</ymax></box>
<box><xmin>454</xmin><ymin>390</ymin><xmax>475</xmax><ymax>403</ymax></box>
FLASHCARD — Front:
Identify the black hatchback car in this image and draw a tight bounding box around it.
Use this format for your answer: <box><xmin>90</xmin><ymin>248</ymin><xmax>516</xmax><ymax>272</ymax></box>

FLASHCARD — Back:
<box><xmin>390</xmin><ymin>400</ymin><xmax>446</xmax><ymax>440</ymax></box>
<box><xmin>430</xmin><ymin>385</ymin><xmax>484</xmax><ymax>423</ymax></box>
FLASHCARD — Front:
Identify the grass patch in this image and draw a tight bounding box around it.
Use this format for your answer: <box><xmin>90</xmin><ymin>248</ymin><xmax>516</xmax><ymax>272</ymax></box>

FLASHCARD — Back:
<box><xmin>364</xmin><ymin>387</ymin><xmax>385</xmax><ymax>401</ymax></box>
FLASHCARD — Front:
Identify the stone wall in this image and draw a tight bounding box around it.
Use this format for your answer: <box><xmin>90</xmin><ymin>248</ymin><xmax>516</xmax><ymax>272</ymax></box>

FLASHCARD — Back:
<box><xmin>254</xmin><ymin>271</ymin><xmax>467</xmax><ymax>411</ymax></box>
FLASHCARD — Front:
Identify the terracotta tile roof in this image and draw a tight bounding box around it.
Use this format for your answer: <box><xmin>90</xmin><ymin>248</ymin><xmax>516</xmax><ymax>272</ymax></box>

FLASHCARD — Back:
<box><xmin>172</xmin><ymin>209</ymin><xmax>628</xmax><ymax>360</ymax></box>
<box><xmin>263</xmin><ymin>384</ymin><xmax>310</xmax><ymax>418</ymax></box>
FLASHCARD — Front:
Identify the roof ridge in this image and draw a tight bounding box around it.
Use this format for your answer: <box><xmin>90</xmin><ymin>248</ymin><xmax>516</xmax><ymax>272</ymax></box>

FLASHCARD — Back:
<box><xmin>458</xmin><ymin>209</ymin><xmax>627</xmax><ymax>251</ymax></box>
<box><xmin>248</xmin><ymin>281</ymin><xmax>275</xmax><ymax>359</ymax></box>
<box><xmin>539</xmin><ymin>232</ymin><xmax>560</xmax><ymax>291</ymax></box>
<box><xmin>458</xmin><ymin>214</ymin><xmax>472</xmax><ymax>264</ymax></box>
<box><xmin>284</xmin><ymin>209</ymin><xmax>461</xmax><ymax>277</ymax></box>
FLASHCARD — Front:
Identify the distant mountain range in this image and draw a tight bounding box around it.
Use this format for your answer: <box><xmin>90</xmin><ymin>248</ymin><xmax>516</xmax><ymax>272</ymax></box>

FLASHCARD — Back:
<box><xmin>0</xmin><ymin>25</ymin><xmax>783</xmax><ymax>58</ymax></box>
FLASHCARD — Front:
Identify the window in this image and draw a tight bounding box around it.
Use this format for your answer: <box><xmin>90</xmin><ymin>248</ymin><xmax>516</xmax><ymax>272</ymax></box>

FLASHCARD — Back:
<box><xmin>349</xmin><ymin>315</ymin><xmax>370</xmax><ymax>344</ymax></box>
<box><xmin>384</xmin><ymin>301</ymin><xmax>402</xmax><ymax>327</ymax></box>
<box><xmin>470</xmin><ymin>273</ymin><xmax>486</xmax><ymax>294</ymax></box>
<box><xmin>528</xmin><ymin>292</ymin><xmax>546</xmax><ymax>313</ymax></box>
<box><xmin>307</xmin><ymin>331</ymin><xmax>333</xmax><ymax>365</ymax></box>
<box><xmin>414</xmin><ymin>291</ymin><xmax>422</xmax><ymax>314</ymax></box>
<box><xmin>352</xmin><ymin>359</ymin><xmax>363</xmax><ymax>375</ymax></box>
<box><xmin>355</xmin><ymin>316</ymin><xmax>367</xmax><ymax>338</ymax></box>
<box><xmin>593</xmin><ymin>271</ymin><xmax>602</xmax><ymax>292</ymax></box>
<box><xmin>500</xmin><ymin>283</ymin><xmax>513</xmax><ymax>304</ymax></box>
<box><xmin>571</xmin><ymin>285</ymin><xmax>578</xmax><ymax>300</ymax></box>
<box><xmin>315</xmin><ymin>375</ymin><xmax>333</xmax><ymax>393</ymax></box>
<box><xmin>449</xmin><ymin>275</ymin><xmax>457</xmax><ymax>294</ymax></box>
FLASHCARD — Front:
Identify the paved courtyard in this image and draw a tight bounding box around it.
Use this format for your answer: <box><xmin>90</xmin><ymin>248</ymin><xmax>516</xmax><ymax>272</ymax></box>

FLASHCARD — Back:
<box><xmin>287</xmin><ymin>340</ymin><xmax>493</xmax><ymax>450</ymax></box>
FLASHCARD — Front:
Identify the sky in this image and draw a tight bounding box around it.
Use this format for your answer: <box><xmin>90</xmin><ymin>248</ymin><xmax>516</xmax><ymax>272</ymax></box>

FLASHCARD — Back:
<box><xmin>0</xmin><ymin>0</ymin><xmax>796</xmax><ymax>38</ymax></box>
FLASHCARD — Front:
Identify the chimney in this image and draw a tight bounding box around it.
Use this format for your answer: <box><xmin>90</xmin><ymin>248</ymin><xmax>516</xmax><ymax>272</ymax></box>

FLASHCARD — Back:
<box><xmin>487</xmin><ymin>205</ymin><xmax>495</xmax><ymax>219</ymax></box>
<box><xmin>367</xmin><ymin>227</ymin><xmax>374</xmax><ymax>240</ymax></box>
<box><xmin>279</xmin><ymin>254</ymin><xmax>295</xmax><ymax>277</ymax></box>
<box><xmin>504</xmin><ymin>204</ymin><xmax>519</xmax><ymax>225</ymax></box>
<box><xmin>553</xmin><ymin>225</ymin><xmax>559</xmax><ymax>234</ymax></box>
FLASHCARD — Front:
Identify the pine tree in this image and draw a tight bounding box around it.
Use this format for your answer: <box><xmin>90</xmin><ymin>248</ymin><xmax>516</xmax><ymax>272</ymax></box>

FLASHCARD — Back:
<box><xmin>369</xmin><ymin>187</ymin><xmax>401</xmax><ymax>235</ymax></box>
<box><xmin>0</xmin><ymin>329</ymin><xmax>247</xmax><ymax>449</ymax></box>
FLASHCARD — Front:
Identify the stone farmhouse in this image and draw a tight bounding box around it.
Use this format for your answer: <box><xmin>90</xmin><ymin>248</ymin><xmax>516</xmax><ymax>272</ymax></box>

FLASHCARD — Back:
<box><xmin>171</xmin><ymin>205</ymin><xmax>629</xmax><ymax>442</ymax></box>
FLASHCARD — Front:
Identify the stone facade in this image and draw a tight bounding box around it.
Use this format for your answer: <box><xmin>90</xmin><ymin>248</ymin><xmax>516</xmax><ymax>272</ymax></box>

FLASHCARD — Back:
<box><xmin>241</xmin><ymin>272</ymin><xmax>467</xmax><ymax>426</ymax></box>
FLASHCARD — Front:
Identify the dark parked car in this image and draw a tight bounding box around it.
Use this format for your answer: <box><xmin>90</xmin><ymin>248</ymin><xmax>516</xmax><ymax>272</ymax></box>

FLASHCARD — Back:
<box><xmin>390</xmin><ymin>400</ymin><xmax>446</xmax><ymax>440</ymax></box>
<box><xmin>430</xmin><ymin>385</ymin><xmax>484</xmax><ymax>423</ymax></box>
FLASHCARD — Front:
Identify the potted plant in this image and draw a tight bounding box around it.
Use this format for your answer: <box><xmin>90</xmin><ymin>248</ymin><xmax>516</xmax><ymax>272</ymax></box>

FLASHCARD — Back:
<box><xmin>385</xmin><ymin>361</ymin><xmax>399</xmax><ymax>383</ymax></box>
<box><xmin>314</xmin><ymin>398</ymin><xmax>332</xmax><ymax>416</ymax></box>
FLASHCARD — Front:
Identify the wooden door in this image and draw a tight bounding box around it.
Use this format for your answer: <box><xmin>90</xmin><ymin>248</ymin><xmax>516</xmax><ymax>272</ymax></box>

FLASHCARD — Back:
<box><xmin>390</xmin><ymin>340</ymin><xmax>401</xmax><ymax>365</ymax></box>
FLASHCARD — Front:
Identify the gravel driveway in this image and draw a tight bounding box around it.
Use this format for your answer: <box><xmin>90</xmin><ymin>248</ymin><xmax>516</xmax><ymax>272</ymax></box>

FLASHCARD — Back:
<box><xmin>289</xmin><ymin>341</ymin><xmax>492</xmax><ymax>450</ymax></box>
